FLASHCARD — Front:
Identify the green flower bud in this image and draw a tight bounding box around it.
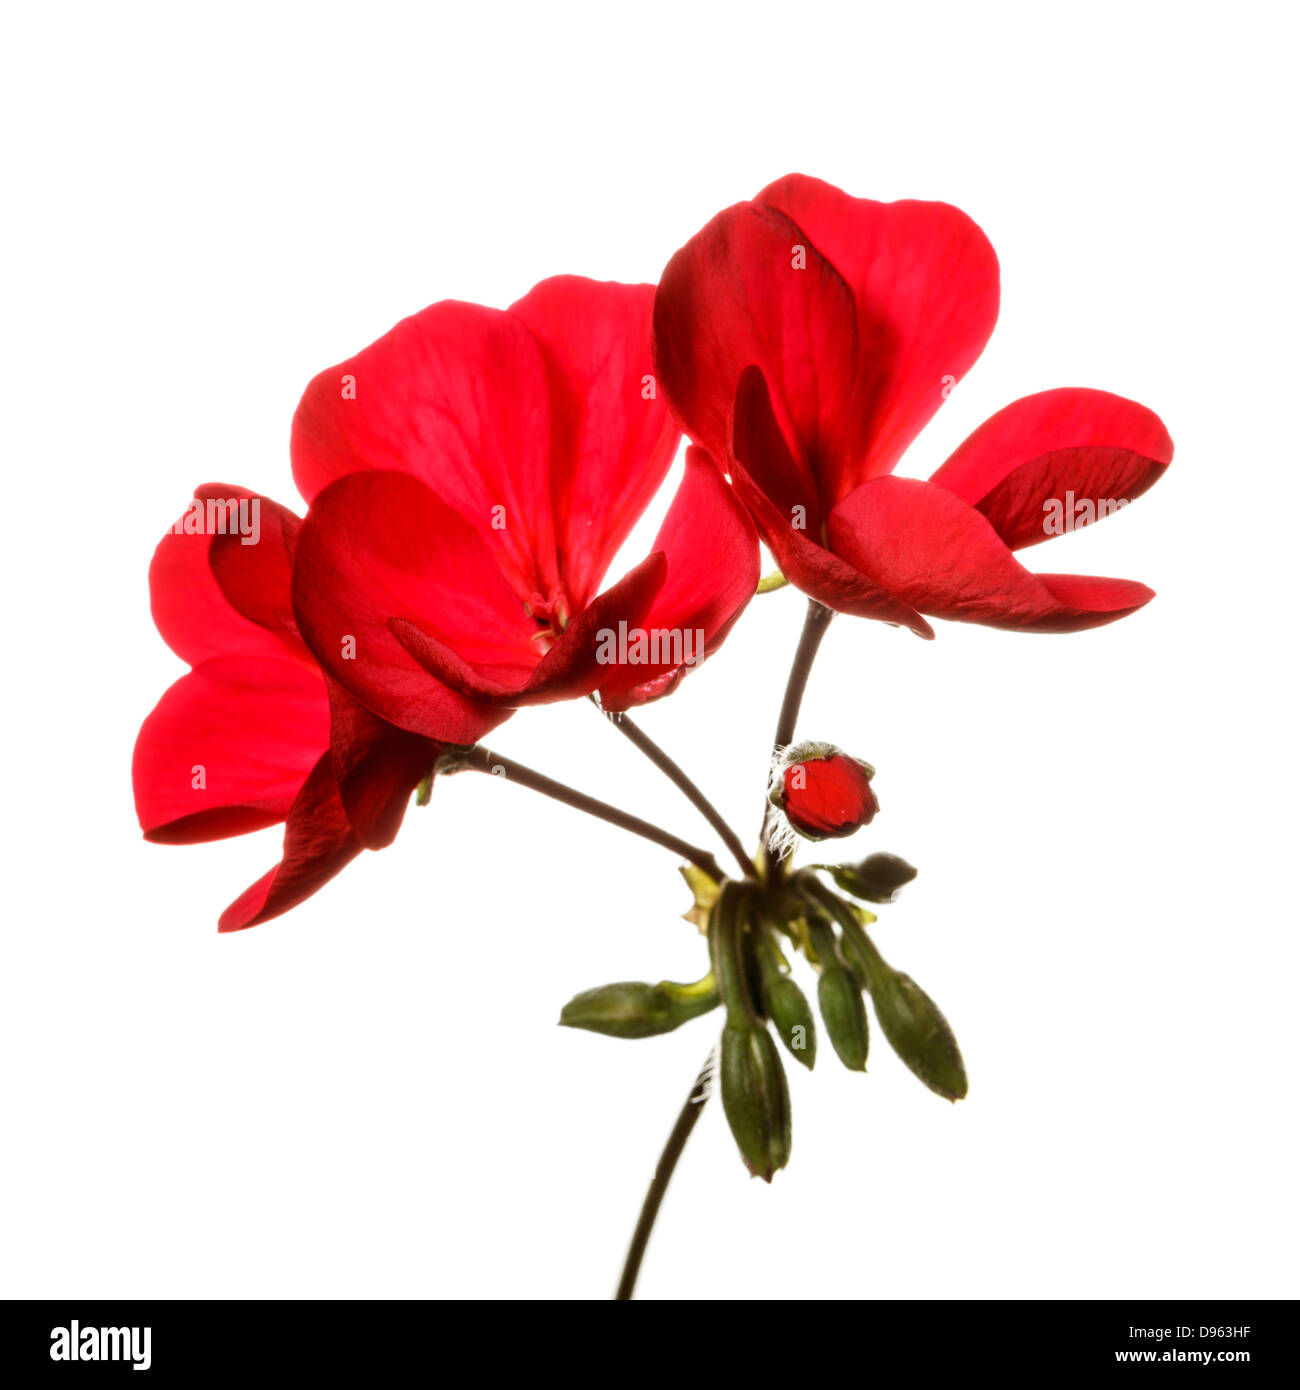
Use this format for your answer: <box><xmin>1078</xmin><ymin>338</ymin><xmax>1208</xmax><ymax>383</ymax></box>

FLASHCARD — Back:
<box><xmin>753</xmin><ymin>929</ymin><xmax>817</xmax><ymax>1069</ymax></box>
<box><xmin>559</xmin><ymin>975</ymin><xmax>719</xmax><ymax>1039</ymax></box>
<box><xmin>719</xmin><ymin>1020</ymin><xmax>792</xmax><ymax>1181</ymax></box>
<box><xmin>826</xmin><ymin>852</ymin><xmax>918</xmax><ymax>904</ymax></box>
<box><xmin>835</xmin><ymin>921</ymin><xmax>871</xmax><ymax>989</ymax></box>
<box><xmin>867</xmin><ymin>966</ymin><xmax>968</xmax><ymax>1102</ymax></box>
<box><xmin>808</xmin><ymin>918</ymin><xmax>869</xmax><ymax>1071</ymax></box>
<box><xmin>818</xmin><ymin>895</ymin><xmax>968</xmax><ymax>1103</ymax></box>
<box><xmin>709</xmin><ymin>882</ymin><xmax>795</xmax><ymax>1178</ymax></box>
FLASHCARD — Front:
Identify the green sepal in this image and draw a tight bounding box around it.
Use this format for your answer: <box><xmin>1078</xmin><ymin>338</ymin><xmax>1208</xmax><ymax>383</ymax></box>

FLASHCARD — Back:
<box><xmin>679</xmin><ymin>863</ymin><xmax>720</xmax><ymax>933</ymax></box>
<box><xmin>756</xmin><ymin>570</ymin><xmax>789</xmax><ymax>594</ymax></box>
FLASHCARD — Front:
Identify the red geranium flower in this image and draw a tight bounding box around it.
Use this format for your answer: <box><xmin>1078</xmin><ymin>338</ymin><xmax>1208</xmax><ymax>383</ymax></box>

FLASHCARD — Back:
<box><xmin>289</xmin><ymin>276</ymin><xmax>759</xmax><ymax>725</ymax></box>
<box><xmin>132</xmin><ymin>485</ymin><xmax>492</xmax><ymax>930</ymax></box>
<box><xmin>653</xmin><ymin>174</ymin><xmax>1173</xmax><ymax>636</ymax></box>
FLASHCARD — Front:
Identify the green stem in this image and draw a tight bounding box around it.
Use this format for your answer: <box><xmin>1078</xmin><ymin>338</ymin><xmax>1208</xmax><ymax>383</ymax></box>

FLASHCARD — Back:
<box><xmin>615</xmin><ymin>1051</ymin><xmax>715</xmax><ymax>1301</ymax></box>
<box><xmin>762</xmin><ymin>600</ymin><xmax>835</xmax><ymax>882</ymax></box>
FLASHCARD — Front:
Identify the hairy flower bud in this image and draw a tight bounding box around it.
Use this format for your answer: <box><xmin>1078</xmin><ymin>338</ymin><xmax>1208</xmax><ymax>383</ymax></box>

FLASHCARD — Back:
<box><xmin>768</xmin><ymin>741</ymin><xmax>877</xmax><ymax>855</ymax></box>
<box><xmin>559</xmin><ymin>976</ymin><xmax>719</xmax><ymax>1039</ymax></box>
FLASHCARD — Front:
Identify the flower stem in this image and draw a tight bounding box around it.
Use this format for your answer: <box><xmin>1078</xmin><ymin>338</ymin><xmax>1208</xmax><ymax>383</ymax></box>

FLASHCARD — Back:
<box><xmin>615</xmin><ymin>1050</ymin><xmax>715</xmax><ymax>1300</ymax></box>
<box><xmin>594</xmin><ymin>700</ymin><xmax>755</xmax><ymax>879</ymax></box>
<box><xmin>762</xmin><ymin>599</ymin><xmax>835</xmax><ymax>882</ymax></box>
<box><xmin>460</xmin><ymin>745</ymin><xmax>724</xmax><ymax>882</ymax></box>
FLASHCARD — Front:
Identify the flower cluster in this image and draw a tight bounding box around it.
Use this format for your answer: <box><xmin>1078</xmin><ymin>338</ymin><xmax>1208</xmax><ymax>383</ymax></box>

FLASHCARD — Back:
<box><xmin>134</xmin><ymin>174</ymin><xmax>1171</xmax><ymax>1197</ymax></box>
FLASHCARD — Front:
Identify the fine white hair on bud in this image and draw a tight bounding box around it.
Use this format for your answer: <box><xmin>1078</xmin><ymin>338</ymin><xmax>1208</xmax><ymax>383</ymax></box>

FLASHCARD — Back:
<box><xmin>766</xmin><ymin>813</ymin><xmax>801</xmax><ymax>863</ymax></box>
<box><xmin>765</xmin><ymin>745</ymin><xmax>801</xmax><ymax>861</ymax></box>
<box><xmin>694</xmin><ymin>1046</ymin><xmax>719</xmax><ymax>1104</ymax></box>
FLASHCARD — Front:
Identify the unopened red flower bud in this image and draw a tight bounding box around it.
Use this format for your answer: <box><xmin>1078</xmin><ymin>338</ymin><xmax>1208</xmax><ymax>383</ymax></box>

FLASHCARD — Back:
<box><xmin>768</xmin><ymin>741</ymin><xmax>877</xmax><ymax>851</ymax></box>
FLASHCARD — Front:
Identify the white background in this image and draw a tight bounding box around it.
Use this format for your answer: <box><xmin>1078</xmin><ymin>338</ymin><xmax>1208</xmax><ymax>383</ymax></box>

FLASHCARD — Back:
<box><xmin>3</xmin><ymin>1</ymin><xmax>1297</xmax><ymax>1300</ymax></box>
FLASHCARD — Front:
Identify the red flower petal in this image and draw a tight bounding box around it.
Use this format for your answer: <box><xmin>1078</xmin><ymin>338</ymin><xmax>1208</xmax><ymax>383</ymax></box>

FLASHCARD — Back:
<box><xmin>782</xmin><ymin>754</ymin><xmax>878</xmax><ymax>840</ymax></box>
<box><xmin>290</xmin><ymin>300</ymin><xmax>559</xmax><ymax>605</ymax></box>
<box><xmin>390</xmin><ymin>551</ymin><xmax>667</xmax><ymax>706</ymax></box>
<box><xmin>509</xmin><ymin>276</ymin><xmax>680</xmax><ymax>608</ymax></box>
<box><xmin>758</xmin><ymin>173</ymin><xmax>1001</xmax><ymax>486</ymax></box>
<box><xmin>207</xmin><ymin>492</ymin><xmax>303</xmax><ymax>641</ymax></box>
<box><xmin>654</xmin><ymin>199</ymin><xmax>866</xmax><ymax>515</ymax></box>
<box><xmin>219</xmin><ymin>752</ymin><xmax>361</xmax><ymax>932</ymax></box>
<box><xmin>929</xmin><ymin>387</ymin><xmax>1174</xmax><ymax>549</ymax></box>
<box><xmin>730</xmin><ymin>367</ymin><xmax>933</xmax><ymax>635</ymax></box>
<box><xmin>291</xmin><ymin>470</ymin><xmax>520</xmax><ymax>743</ymax></box>
<box><xmin>829</xmin><ymin>477</ymin><xmax>1155</xmax><ymax>632</ymax></box>
<box><xmin>133</xmin><ymin>657</ymin><xmax>330</xmax><ymax>844</ymax></box>
<box><xmin>326</xmin><ymin>679</ymin><xmax>438</xmax><ymax>851</ymax></box>
<box><xmin>149</xmin><ymin>484</ymin><xmax>307</xmax><ymax>668</ymax></box>
<box><xmin>596</xmin><ymin>447</ymin><xmax>759</xmax><ymax>710</ymax></box>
